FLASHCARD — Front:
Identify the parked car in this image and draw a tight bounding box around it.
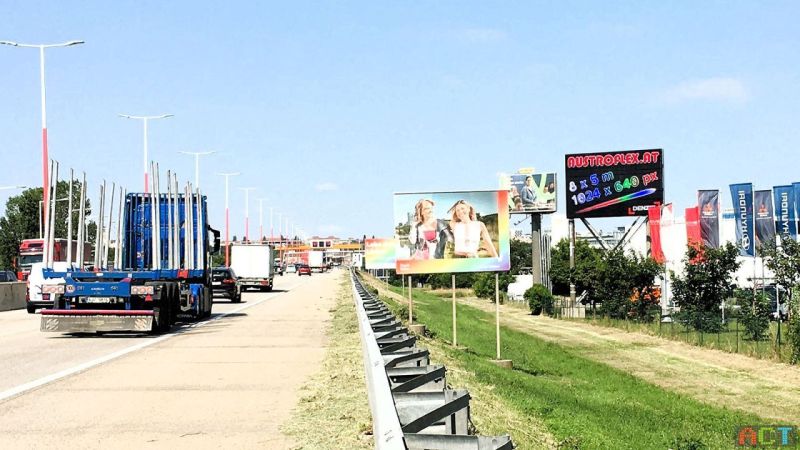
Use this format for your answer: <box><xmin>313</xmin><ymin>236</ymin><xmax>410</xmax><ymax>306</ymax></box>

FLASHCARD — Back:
<box><xmin>297</xmin><ymin>264</ymin><xmax>312</xmax><ymax>276</ymax></box>
<box><xmin>0</xmin><ymin>270</ymin><xmax>17</xmax><ymax>282</ymax></box>
<box><xmin>211</xmin><ymin>267</ymin><xmax>242</xmax><ymax>303</ymax></box>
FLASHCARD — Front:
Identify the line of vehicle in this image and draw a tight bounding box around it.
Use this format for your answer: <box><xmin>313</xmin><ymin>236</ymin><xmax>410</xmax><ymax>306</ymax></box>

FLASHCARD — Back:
<box><xmin>0</xmin><ymin>279</ymin><xmax>310</xmax><ymax>403</ymax></box>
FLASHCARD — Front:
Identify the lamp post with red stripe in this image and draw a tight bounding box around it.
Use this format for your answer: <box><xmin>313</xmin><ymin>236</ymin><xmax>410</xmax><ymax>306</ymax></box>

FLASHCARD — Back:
<box><xmin>217</xmin><ymin>172</ymin><xmax>240</xmax><ymax>267</ymax></box>
<box><xmin>119</xmin><ymin>114</ymin><xmax>173</xmax><ymax>192</ymax></box>
<box><xmin>1</xmin><ymin>39</ymin><xmax>84</xmax><ymax>228</ymax></box>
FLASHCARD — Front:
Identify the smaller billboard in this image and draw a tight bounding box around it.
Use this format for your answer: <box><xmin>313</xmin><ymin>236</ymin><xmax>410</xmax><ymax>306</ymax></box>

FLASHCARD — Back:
<box><xmin>365</xmin><ymin>238</ymin><xmax>397</xmax><ymax>270</ymax></box>
<box><xmin>503</xmin><ymin>172</ymin><xmax>557</xmax><ymax>214</ymax></box>
<box><xmin>393</xmin><ymin>190</ymin><xmax>510</xmax><ymax>274</ymax></box>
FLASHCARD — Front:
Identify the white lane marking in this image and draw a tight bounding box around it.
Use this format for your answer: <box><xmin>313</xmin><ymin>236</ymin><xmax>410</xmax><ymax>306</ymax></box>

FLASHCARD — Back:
<box><xmin>0</xmin><ymin>280</ymin><xmax>310</xmax><ymax>403</ymax></box>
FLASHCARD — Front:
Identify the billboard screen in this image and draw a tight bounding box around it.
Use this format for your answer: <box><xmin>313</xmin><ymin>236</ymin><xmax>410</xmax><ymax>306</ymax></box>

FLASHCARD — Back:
<box><xmin>565</xmin><ymin>149</ymin><xmax>664</xmax><ymax>218</ymax></box>
<box><xmin>393</xmin><ymin>190</ymin><xmax>510</xmax><ymax>274</ymax></box>
<box><xmin>364</xmin><ymin>238</ymin><xmax>397</xmax><ymax>270</ymax></box>
<box><xmin>503</xmin><ymin>172</ymin><xmax>557</xmax><ymax>214</ymax></box>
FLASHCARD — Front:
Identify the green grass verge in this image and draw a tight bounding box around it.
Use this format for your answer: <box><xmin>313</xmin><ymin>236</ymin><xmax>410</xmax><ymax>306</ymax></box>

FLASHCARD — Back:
<box><xmin>380</xmin><ymin>283</ymin><xmax>763</xmax><ymax>450</ymax></box>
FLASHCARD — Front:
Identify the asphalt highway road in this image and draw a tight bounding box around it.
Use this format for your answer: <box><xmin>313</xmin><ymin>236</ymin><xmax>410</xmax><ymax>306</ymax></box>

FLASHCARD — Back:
<box><xmin>0</xmin><ymin>270</ymin><xmax>342</xmax><ymax>448</ymax></box>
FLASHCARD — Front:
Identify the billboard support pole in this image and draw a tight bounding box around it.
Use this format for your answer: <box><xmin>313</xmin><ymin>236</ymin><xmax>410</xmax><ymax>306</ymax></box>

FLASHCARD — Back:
<box><xmin>401</xmin><ymin>274</ymin><xmax>404</xmax><ymax>299</ymax></box>
<box><xmin>495</xmin><ymin>272</ymin><xmax>500</xmax><ymax>360</ymax></box>
<box><xmin>612</xmin><ymin>217</ymin><xmax>646</xmax><ymax>252</ymax></box>
<box><xmin>452</xmin><ymin>274</ymin><xmax>457</xmax><ymax>347</ymax></box>
<box><xmin>579</xmin><ymin>218</ymin><xmax>609</xmax><ymax>251</ymax></box>
<box><xmin>531</xmin><ymin>213</ymin><xmax>543</xmax><ymax>285</ymax></box>
<box><xmin>569</xmin><ymin>219</ymin><xmax>576</xmax><ymax>306</ymax></box>
<box><xmin>408</xmin><ymin>275</ymin><xmax>413</xmax><ymax>325</ymax></box>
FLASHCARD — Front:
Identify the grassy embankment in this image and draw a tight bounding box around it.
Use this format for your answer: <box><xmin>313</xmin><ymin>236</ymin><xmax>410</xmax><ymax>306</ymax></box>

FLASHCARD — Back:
<box><xmin>378</xmin><ymin>281</ymin><xmax>763</xmax><ymax>450</ymax></box>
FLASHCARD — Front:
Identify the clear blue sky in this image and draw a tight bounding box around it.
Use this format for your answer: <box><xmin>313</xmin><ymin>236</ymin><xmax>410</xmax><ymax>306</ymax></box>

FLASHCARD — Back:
<box><xmin>2</xmin><ymin>1</ymin><xmax>799</xmax><ymax>239</ymax></box>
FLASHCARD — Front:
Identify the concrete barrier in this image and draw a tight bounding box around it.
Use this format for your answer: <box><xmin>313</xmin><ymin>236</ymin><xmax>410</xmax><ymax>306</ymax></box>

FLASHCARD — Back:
<box><xmin>0</xmin><ymin>282</ymin><xmax>26</xmax><ymax>312</ymax></box>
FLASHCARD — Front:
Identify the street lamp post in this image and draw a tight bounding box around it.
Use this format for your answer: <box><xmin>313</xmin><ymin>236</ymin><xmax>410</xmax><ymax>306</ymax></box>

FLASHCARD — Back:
<box><xmin>179</xmin><ymin>151</ymin><xmax>215</xmax><ymax>188</ymax></box>
<box><xmin>1</xmin><ymin>39</ymin><xmax>84</xmax><ymax>228</ymax></box>
<box><xmin>258</xmin><ymin>198</ymin><xmax>268</xmax><ymax>243</ymax></box>
<box><xmin>217</xmin><ymin>172</ymin><xmax>240</xmax><ymax>266</ymax></box>
<box><xmin>119</xmin><ymin>114</ymin><xmax>174</xmax><ymax>192</ymax></box>
<box><xmin>239</xmin><ymin>187</ymin><xmax>256</xmax><ymax>242</ymax></box>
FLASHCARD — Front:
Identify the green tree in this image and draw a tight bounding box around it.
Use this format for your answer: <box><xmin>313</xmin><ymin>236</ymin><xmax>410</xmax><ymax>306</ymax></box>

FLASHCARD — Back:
<box><xmin>509</xmin><ymin>238</ymin><xmax>531</xmax><ymax>275</ymax></box>
<box><xmin>738</xmin><ymin>290</ymin><xmax>771</xmax><ymax>341</ymax></box>
<box><xmin>549</xmin><ymin>238</ymin><xmax>602</xmax><ymax>298</ymax></box>
<box><xmin>671</xmin><ymin>243</ymin><xmax>740</xmax><ymax>333</ymax></box>
<box><xmin>761</xmin><ymin>236</ymin><xmax>800</xmax><ymax>363</ymax></box>
<box><xmin>472</xmin><ymin>272</ymin><xmax>514</xmax><ymax>300</ymax></box>
<box><xmin>525</xmin><ymin>283</ymin><xmax>554</xmax><ymax>316</ymax></box>
<box><xmin>0</xmin><ymin>183</ymin><xmax>94</xmax><ymax>270</ymax></box>
<box><xmin>594</xmin><ymin>249</ymin><xmax>663</xmax><ymax>320</ymax></box>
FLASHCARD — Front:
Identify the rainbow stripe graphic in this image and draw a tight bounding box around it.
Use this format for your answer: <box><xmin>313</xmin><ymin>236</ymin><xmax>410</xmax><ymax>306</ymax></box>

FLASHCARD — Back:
<box><xmin>365</xmin><ymin>238</ymin><xmax>397</xmax><ymax>269</ymax></box>
<box><xmin>575</xmin><ymin>188</ymin><xmax>656</xmax><ymax>214</ymax></box>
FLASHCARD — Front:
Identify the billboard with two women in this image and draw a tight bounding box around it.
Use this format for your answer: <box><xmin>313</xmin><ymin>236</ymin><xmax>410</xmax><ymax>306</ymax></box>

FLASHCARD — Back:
<box><xmin>393</xmin><ymin>190</ymin><xmax>510</xmax><ymax>274</ymax></box>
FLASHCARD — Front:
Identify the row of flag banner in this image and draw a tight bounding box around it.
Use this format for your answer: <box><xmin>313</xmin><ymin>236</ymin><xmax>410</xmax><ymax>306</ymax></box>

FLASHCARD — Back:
<box><xmin>648</xmin><ymin>183</ymin><xmax>800</xmax><ymax>262</ymax></box>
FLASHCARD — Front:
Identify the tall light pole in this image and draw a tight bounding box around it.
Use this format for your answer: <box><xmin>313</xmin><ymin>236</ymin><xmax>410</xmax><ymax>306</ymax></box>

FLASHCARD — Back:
<box><xmin>217</xmin><ymin>172</ymin><xmax>240</xmax><ymax>266</ymax></box>
<box><xmin>119</xmin><ymin>114</ymin><xmax>173</xmax><ymax>192</ymax></box>
<box><xmin>239</xmin><ymin>187</ymin><xmax>256</xmax><ymax>242</ymax></box>
<box><xmin>270</xmin><ymin>207</ymin><xmax>274</xmax><ymax>243</ymax></box>
<box><xmin>179</xmin><ymin>150</ymin><xmax>215</xmax><ymax>188</ymax></box>
<box><xmin>258</xmin><ymin>198</ymin><xmax>268</xmax><ymax>243</ymax></box>
<box><xmin>1</xmin><ymin>40</ymin><xmax>84</xmax><ymax>228</ymax></box>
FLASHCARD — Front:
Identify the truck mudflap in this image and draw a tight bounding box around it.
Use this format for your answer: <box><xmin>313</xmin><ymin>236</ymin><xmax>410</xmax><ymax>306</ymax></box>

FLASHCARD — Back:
<box><xmin>40</xmin><ymin>310</ymin><xmax>154</xmax><ymax>333</ymax></box>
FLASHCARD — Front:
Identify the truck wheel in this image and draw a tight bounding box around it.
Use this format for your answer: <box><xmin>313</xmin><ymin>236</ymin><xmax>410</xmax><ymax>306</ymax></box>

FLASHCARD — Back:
<box><xmin>149</xmin><ymin>283</ymin><xmax>171</xmax><ymax>334</ymax></box>
<box><xmin>203</xmin><ymin>286</ymin><xmax>213</xmax><ymax>318</ymax></box>
<box><xmin>233</xmin><ymin>290</ymin><xmax>242</xmax><ymax>303</ymax></box>
<box><xmin>26</xmin><ymin>304</ymin><xmax>36</xmax><ymax>314</ymax></box>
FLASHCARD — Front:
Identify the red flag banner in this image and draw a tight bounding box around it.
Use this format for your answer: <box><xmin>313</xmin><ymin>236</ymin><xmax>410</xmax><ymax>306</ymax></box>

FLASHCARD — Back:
<box><xmin>685</xmin><ymin>206</ymin><xmax>702</xmax><ymax>247</ymax></box>
<box><xmin>648</xmin><ymin>206</ymin><xmax>664</xmax><ymax>263</ymax></box>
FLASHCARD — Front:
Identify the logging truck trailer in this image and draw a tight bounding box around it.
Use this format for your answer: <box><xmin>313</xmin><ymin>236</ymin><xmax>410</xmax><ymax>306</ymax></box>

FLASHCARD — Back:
<box><xmin>39</xmin><ymin>170</ymin><xmax>220</xmax><ymax>334</ymax></box>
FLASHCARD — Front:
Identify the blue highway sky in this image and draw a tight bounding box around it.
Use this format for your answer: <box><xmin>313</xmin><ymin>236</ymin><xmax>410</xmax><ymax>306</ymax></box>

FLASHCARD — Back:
<box><xmin>1</xmin><ymin>1</ymin><xmax>799</xmax><ymax>239</ymax></box>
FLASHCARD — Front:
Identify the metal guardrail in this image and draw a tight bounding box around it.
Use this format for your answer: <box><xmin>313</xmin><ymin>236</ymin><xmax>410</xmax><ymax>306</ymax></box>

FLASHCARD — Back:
<box><xmin>351</xmin><ymin>270</ymin><xmax>514</xmax><ymax>450</ymax></box>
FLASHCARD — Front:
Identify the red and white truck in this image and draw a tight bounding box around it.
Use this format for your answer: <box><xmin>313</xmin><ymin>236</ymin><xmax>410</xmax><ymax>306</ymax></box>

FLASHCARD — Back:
<box><xmin>17</xmin><ymin>239</ymin><xmax>92</xmax><ymax>281</ymax></box>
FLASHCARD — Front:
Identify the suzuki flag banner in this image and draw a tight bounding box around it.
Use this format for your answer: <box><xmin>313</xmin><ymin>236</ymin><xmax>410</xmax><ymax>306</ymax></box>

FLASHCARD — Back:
<box><xmin>754</xmin><ymin>190</ymin><xmax>776</xmax><ymax>250</ymax></box>
<box><xmin>698</xmin><ymin>190</ymin><xmax>720</xmax><ymax>249</ymax></box>
<box><xmin>773</xmin><ymin>185</ymin><xmax>796</xmax><ymax>240</ymax></box>
<box><xmin>393</xmin><ymin>190</ymin><xmax>510</xmax><ymax>274</ymax></box>
<box><xmin>364</xmin><ymin>238</ymin><xmax>397</xmax><ymax>270</ymax></box>
<box><xmin>729</xmin><ymin>183</ymin><xmax>755</xmax><ymax>257</ymax></box>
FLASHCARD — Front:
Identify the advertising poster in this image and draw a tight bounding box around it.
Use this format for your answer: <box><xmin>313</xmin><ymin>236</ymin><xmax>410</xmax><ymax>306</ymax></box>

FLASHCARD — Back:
<box><xmin>754</xmin><ymin>190</ymin><xmax>776</xmax><ymax>250</ymax></box>
<box><xmin>393</xmin><ymin>190</ymin><xmax>510</xmax><ymax>274</ymax></box>
<box><xmin>698</xmin><ymin>190</ymin><xmax>720</xmax><ymax>248</ymax></box>
<box><xmin>729</xmin><ymin>183</ymin><xmax>754</xmax><ymax>257</ymax></box>
<box><xmin>773</xmin><ymin>185</ymin><xmax>797</xmax><ymax>240</ymax></box>
<box><xmin>564</xmin><ymin>149</ymin><xmax>664</xmax><ymax>218</ymax></box>
<box><xmin>364</xmin><ymin>238</ymin><xmax>397</xmax><ymax>270</ymax></box>
<box><xmin>503</xmin><ymin>172</ymin><xmax>557</xmax><ymax>214</ymax></box>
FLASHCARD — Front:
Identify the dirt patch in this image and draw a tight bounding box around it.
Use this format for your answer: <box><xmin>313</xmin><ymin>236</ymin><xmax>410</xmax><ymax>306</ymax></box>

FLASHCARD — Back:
<box><xmin>282</xmin><ymin>275</ymin><xmax>372</xmax><ymax>450</ymax></box>
<box><xmin>364</xmin><ymin>274</ymin><xmax>800</xmax><ymax>423</ymax></box>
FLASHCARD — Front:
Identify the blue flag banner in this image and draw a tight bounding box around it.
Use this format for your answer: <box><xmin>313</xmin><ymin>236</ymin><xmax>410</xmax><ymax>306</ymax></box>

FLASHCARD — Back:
<box><xmin>793</xmin><ymin>182</ymin><xmax>800</xmax><ymax>241</ymax></box>
<box><xmin>754</xmin><ymin>190</ymin><xmax>776</xmax><ymax>251</ymax></box>
<box><xmin>730</xmin><ymin>183</ymin><xmax>754</xmax><ymax>257</ymax></box>
<box><xmin>773</xmin><ymin>185</ymin><xmax>797</xmax><ymax>241</ymax></box>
